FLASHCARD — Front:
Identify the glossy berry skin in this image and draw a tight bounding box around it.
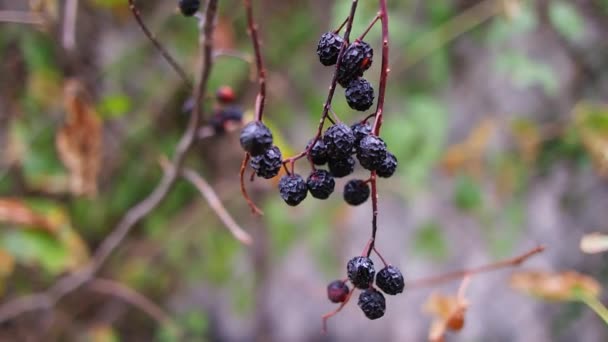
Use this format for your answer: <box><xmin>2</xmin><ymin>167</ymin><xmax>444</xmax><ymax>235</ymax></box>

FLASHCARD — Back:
<box><xmin>347</xmin><ymin>256</ymin><xmax>375</xmax><ymax>289</ymax></box>
<box><xmin>377</xmin><ymin>152</ymin><xmax>398</xmax><ymax>178</ymax></box>
<box><xmin>351</xmin><ymin>122</ymin><xmax>372</xmax><ymax>145</ymax></box>
<box><xmin>327</xmin><ymin>280</ymin><xmax>350</xmax><ymax>303</ymax></box>
<box><xmin>358</xmin><ymin>289</ymin><xmax>386</xmax><ymax>320</ymax></box>
<box><xmin>306</xmin><ymin>139</ymin><xmax>328</xmax><ymax>165</ymax></box>
<box><xmin>317</xmin><ymin>32</ymin><xmax>344</xmax><ymax>66</ymax></box>
<box><xmin>375</xmin><ymin>265</ymin><xmax>405</xmax><ymax>295</ymax></box>
<box><xmin>278</xmin><ymin>174</ymin><xmax>308</xmax><ymax>206</ymax></box>
<box><xmin>250</xmin><ymin>146</ymin><xmax>282</xmax><ymax>179</ymax></box>
<box><xmin>345</xmin><ymin>78</ymin><xmax>375</xmax><ymax>111</ymax></box>
<box><xmin>323</xmin><ymin>123</ymin><xmax>356</xmax><ymax>159</ymax></box>
<box><xmin>343</xmin><ymin>179</ymin><xmax>370</xmax><ymax>205</ymax></box>
<box><xmin>328</xmin><ymin>155</ymin><xmax>355</xmax><ymax>178</ymax></box>
<box><xmin>337</xmin><ymin>40</ymin><xmax>374</xmax><ymax>87</ymax></box>
<box><xmin>306</xmin><ymin>170</ymin><xmax>335</xmax><ymax>199</ymax></box>
<box><xmin>239</xmin><ymin>121</ymin><xmax>273</xmax><ymax>156</ymax></box>
<box><xmin>178</xmin><ymin>0</ymin><xmax>200</xmax><ymax>16</ymax></box>
<box><xmin>356</xmin><ymin>135</ymin><xmax>387</xmax><ymax>171</ymax></box>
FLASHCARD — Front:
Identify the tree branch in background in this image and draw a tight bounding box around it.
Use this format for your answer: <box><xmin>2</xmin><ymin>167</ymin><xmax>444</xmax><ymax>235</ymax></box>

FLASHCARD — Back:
<box><xmin>0</xmin><ymin>0</ymin><xmax>220</xmax><ymax>324</ymax></box>
<box><xmin>128</xmin><ymin>0</ymin><xmax>193</xmax><ymax>87</ymax></box>
<box><xmin>62</xmin><ymin>0</ymin><xmax>78</xmax><ymax>51</ymax></box>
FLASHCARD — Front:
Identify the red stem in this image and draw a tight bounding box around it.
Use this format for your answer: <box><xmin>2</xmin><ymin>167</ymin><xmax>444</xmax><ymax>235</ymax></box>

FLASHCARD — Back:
<box><xmin>239</xmin><ymin>153</ymin><xmax>263</xmax><ymax>215</ymax></box>
<box><xmin>356</xmin><ymin>12</ymin><xmax>382</xmax><ymax>42</ymax></box>
<box><xmin>244</xmin><ymin>0</ymin><xmax>266</xmax><ymax>122</ymax></box>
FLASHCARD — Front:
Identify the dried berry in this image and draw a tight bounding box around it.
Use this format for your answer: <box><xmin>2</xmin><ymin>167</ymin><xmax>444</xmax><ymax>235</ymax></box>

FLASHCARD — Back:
<box><xmin>250</xmin><ymin>145</ymin><xmax>282</xmax><ymax>179</ymax></box>
<box><xmin>178</xmin><ymin>0</ymin><xmax>200</xmax><ymax>16</ymax></box>
<box><xmin>356</xmin><ymin>135</ymin><xmax>387</xmax><ymax>171</ymax></box>
<box><xmin>239</xmin><ymin>121</ymin><xmax>273</xmax><ymax>156</ymax></box>
<box><xmin>210</xmin><ymin>106</ymin><xmax>243</xmax><ymax>133</ymax></box>
<box><xmin>323</xmin><ymin>123</ymin><xmax>356</xmax><ymax>159</ymax></box>
<box><xmin>306</xmin><ymin>170</ymin><xmax>335</xmax><ymax>199</ymax></box>
<box><xmin>306</xmin><ymin>138</ymin><xmax>328</xmax><ymax>165</ymax></box>
<box><xmin>375</xmin><ymin>265</ymin><xmax>404</xmax><ymax>295</ymax></box>
<box><xmin>347</xmin><ymin>256</ymin><xmax>375</xmax><ymax>289</ymax></box>
<box><xmin>351</xmin><ymin>121</ymin><xmax>372</xmax><ymax>145</ymax></box>
<box><xmin>317</xmin><ymin>32</ymin><xmax>344</xmax><ymax>66</ymax></box>
<box><xmin>345</xmin><ymin>78</ymin><xmax>375</xmax><ymax>111</ymax></box>
<box><xmin>278</xmin><ymin>174</ymin><xmax>308</xmax><ymax>206</ymax></box>
<box><xmin>358</xmin><ymin>289</ymin><xmax>386</xmax><ymax>320</ymax></box>
<box><xmin>328</xmin><ymin>155</ymin><xmax>355</xmax><ymax>178</ymax></box>
<box><xmin>327</xmin><ymin>280</ymin><xmax>350</xmax><ymax>303</ymax></box>
<box><xmin>376</xmin><ymin>152</ymin><xmax>397</xmax><ymax>178</ymax></box>
<box><xmin>343</xmin><ymin>179</ymin><xmax>370</xmax><ymax>206</ymax></box>
<box><xmin>337</xmin><ymin>40</ymin><xmax>373</xmax><ymax>87</ymax></box>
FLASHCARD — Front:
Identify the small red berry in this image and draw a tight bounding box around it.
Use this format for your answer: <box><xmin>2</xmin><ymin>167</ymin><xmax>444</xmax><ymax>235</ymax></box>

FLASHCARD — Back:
<box><xmin>327</xmin><ymin>280</ymin><xmax>350</xmax><ymax>303</ymax></box>
<box><xmin>216</xmin><ymin>86</ymin><xmax>236</xmax><ymax>103</ymax></box>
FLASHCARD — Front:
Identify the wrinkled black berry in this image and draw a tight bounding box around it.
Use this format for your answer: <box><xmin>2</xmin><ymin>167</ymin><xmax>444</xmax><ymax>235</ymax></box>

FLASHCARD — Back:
<box><xmin>323</xmin><ymin>123</ymin><xmax>356</xmax><ymax>159</ymax></box>
<box><xmin>345</xmin><ymin>78</ymin><xmax>375</xmax><ymax>111</ymax></box>
<box><xmin>250</xmin><ymin>146</ymin><xmax>282</xmax><ymax>179</ymax></box>
<box><xmin>306</xmin><ymin>138</ymin><xmax>328</xmax><ymax>165</ymax></box>
<box><xmin>209</xmin><ymin>106</ymin><xmax>243</xmax><ymax>133</ymax></box>
<box><xmin>239</xmin><ymin>121</ymin><xmax>273</xmax><ymax>156</ymax></box>
<box><xmin>356</xmin><ymin>135</ymin><xmax>387</xmax><ymax>171</ymax></box>
<box><xmin>343</xmin><ymin>179</ymin><xmax>370</xmax><ymax>205</ymax></box>
<box><xmin>328</xmin><ymin>155</ymin><xmax>355</xmax><ymax>178</ymax></box>
<box><xmin>351</xmin><ymin>122</ymin><xmax>372</xmax><ymax>145</ymax></box>
<box><xmin>358</xmin><ymin>289</ymin><xmax>386</xmax><ymax>320</ymax></box>
<box><xmin>306</xmin><ymin>170</ymin><xmax>335</xmax><ymax>199</ymax></box>
<box><xmin>377</xmin><ymin>152</ymin><xmax>398</xmax><ymax>178</ymax></box>
<box><xmin>178</xmin><ymin>0</ymin><xmax>200</xmax><ymax>16</ymax></box>
<box><xmin>347</xmin><ymin>256</ymin><xmax>375</xmax><ymax>289</ymax></box>
<box><xmin>278</xmin><ymin>174</ymin><xmax>308</xmax><ymax>206</ymax></box>
<box><xmin>327</xmin><ymin>280</ymin><xmax>350</xmax><ymax>303</ymax></box>
<box><xmin>317</xmin><ymin>32</ymin><xmax>344</xmax><ymax>66</ymax></box>
<box><xmin>375</xmin><ymin>265</ymin><xmax>405</xmax><ymax>295</ymax></box>
<box><xmin>337</xmin><ymin>40</ymin><xmax>374</xmax><ymax>87</ymax></box>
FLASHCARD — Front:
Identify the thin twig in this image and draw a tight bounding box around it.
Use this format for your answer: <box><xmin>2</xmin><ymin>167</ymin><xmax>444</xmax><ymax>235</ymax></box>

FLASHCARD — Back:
<box><xmin>321</xmin><ymin>288</ymin><xmax>355</xmax><ymax>334</ymax></box>
<box><xmin>243</xmin><ymin>0</ymin><xmax>266</xmax><ymax>122</ymax></box>
<box><xmin>181</xmin><ymin>166</ymin><xmax>253</xmax><ymax>245</ymax></box>
<box><xmin>406</xmin><ymin>245</ymin><xmax>545</xmax><ymax>290</ymax></box>
<box><xmin>240</xmin><ymin>153</ymin><xmax>264</xmax><ymax>215</ymax></box>
<box><xmin>128</xmin><ymin>0</ymin><xmax>193</xmax><ymax>87</ymax></box>
<box><xmin>62</xmin><ymin>0</ymin><xmax>78</xmax><ymax>51</ymax></box>
<box><xmin>0</xmin><ymin>10</ymin><xmax>45</xmax><ymax>25</ymax></box>
<box><xmin>0</xmin><ymin>0</ymin><xmax>220</xmax><ymax>324</ymax></box>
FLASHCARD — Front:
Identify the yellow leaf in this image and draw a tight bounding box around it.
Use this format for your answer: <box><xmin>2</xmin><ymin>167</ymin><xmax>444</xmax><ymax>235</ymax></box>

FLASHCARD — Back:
<box><xmin>56</xmin><ymin>79</ymin><xmax>102</xmax><ymax>198</ymax></box>
<box><xmin>423</xmin><ymin>278</ymin><xmax>470</xmax><ymax>341</ymax></box>
<box><xmin>441</xmin><ymin>119</ymin><xmax>496</xmax><ymax>176</ymax></box>
<box><xmin>510</xmin><ymin>271</ymin><xmax>601</xmax><ymax>301</ymax></box>
<box><xmin>574</xmin><ymin>102</ymin><xmax>608</xmax><ymax>177</ymax></box>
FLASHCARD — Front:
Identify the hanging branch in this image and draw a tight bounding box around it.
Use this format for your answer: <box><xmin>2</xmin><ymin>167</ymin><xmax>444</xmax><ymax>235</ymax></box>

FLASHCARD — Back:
<box><xmin>0</xmin><ymin>0</ymin><xmax>220</xmax><ymax>323</ymax></box>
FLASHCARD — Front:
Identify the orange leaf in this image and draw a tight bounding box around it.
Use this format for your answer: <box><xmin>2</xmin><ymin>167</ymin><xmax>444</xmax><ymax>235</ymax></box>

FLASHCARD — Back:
<box><xmin>440</xmin><ymin>118</ymin><xmax>496</xmax><ymax>176</ymax></box>
<box><xmin>56</xmin><ymin>79</ymin><xmax>102</xmax><ymax>198</ymax></box>
<box><xmin>0</xmin><ymin>198</ymin><xmax>58</xmax><ymax>233</ymax></box>
<box><xmin>423</xmin><ymin>278</ymin><xmax>470</xmax><ymax>341</ymax></box>
<box><xmin>510</xmin><ymin>270</ymin><xmax>601</xmax><ymax>301</ymax></box>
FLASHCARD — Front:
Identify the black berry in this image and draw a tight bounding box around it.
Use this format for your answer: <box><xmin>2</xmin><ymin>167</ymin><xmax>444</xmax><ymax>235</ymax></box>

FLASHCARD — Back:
<box><xmin>317</xmin><ymin>32</ymin><xmax>344</xmax><ymax>66</ymax></box>
<box><xmin>343</xmin><ymin>179</ymin><xmax>370</xmax><ymax>206</ymax></box>
<box><xmin>356</xmin><ymin>135</ymin><xmax>387</xmax><ymax>171</ymax></box>
<box><xmin>358</xmin><ymin>289</ymin><xmax>386</xmax><ymax>320</ymax></box>
<box><xmin>323</xmin><ymin>123</ymin><xmax>356</xmax><ymax>159</ymax></box>
<box><xmin>210</xmin><ymin>106</ymin><xmax>243</xmax><ymax>133</ymax></box>
<box><xmin>351</xmin><ymin>121</ymin><xmax>372</xmax><ymax>145</ymax></box>
<box><xmin>347</xmin><ymin>256</ymin><xmax>375</xmax><ymax>289</ymax></box>
<box><xmin>250</xmin><ymin>145</ymin><xmax>282</xmax><ymax>179</ymax></box>
<box><xmin>375</xmin><ymin>265</ymin><xmax>405</xmax><ymax>295</ymax></box>
<box><xmin>306</xmin><ymin>138</ymin><xmax>328</xmax><ymax>165</ymax></box>
<box><xmin>278</xmin><ymin>174</ymin><xmax>308</xmax><ymax>206</ymax></box>
<box><xmin>377</xmin><ymin>152</ymin><xmax>398</xmax><ymax>178</ymax></box>
<box><xmin>240</xmin><ymin>121</ymin><xmax>273</xmax><ymax>156</ymax></box>
<box><xmin>178</xmin><ymin>0</ymin><xmax>200</xmax><ymax>16</ymax></box>
<box><xmin>328</xmin><ymin>155</ymin><xmax>355</xmax><ymax>178</ymax></box>
<box><xmin>337</xmin><ymin>40</ymin><xmax>374</xmax><ymax>87</ymax></box>
<box><xmin>345</xmin><ymin>78</ymin><xmax>375</xmax><ymax>111</ymax></box>
<box><xmin>306</xmin><ymin>170</ymin><xmax>335</xmax><ymax>199</ymax></box>
<box><xmin>327</xmin><ymin>280</ymin><xmax>350</xmax><ymax>303</ymax></box>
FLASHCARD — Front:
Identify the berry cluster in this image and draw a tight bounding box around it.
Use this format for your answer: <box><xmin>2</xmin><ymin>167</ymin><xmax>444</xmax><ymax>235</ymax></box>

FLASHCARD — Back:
<box><xmin>317</xmin><ymin>33</ymin><xmax>375</xmax><ymax>111</ymax></box>
<box><xmin>327</xmin><ymin>257</ymin><xmax>404</xmax><ymax>320</ymax></box>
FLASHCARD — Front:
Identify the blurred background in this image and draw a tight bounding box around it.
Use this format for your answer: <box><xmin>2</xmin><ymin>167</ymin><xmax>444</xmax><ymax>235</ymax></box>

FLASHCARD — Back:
<box><xmin>1</xmin><ymin>0</ymin><xmax>608</xmax><ymax>341</ymax></box>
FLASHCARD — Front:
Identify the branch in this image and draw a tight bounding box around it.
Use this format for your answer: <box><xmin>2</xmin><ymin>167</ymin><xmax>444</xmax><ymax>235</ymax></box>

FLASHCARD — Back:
<box><xmin>406</xmin><ymin>245</ymin><xmax>545</xmax><ymax>290</ymax></box>
<box><xmin>128</xmin><ymin>0</ymin><xmax>193</xmax><ymax>87</ymax></box>
<box><xmin>0</xmin><ymin>0</ymin><xmax>219</xmax><ymax>324</ymax></box>
<box><xmin>62</xmin><ymin>0</ymin><xmax>78</xmax><ymax>51</ymax></box>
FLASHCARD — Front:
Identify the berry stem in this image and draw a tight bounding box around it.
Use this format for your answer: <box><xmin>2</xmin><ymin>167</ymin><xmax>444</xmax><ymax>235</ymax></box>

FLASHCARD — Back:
<box><xmin>244</xmin><ymin>0</ymin><xmax>266</xmax><ymax>122</ymax></box>
<box><xmin>321</xmin><ymin>288</ymin><xmax>355</xmax><ymax>334</ymax></box>
<box><xmin>372</xmin><ymin>246</ymin><xmax>388</xmax><ymax>267</ymax></box>
<box><xmin>333</xmin><ymin>16</ymin><xmax>349</xmax><ymax>34</ymax></box>
<box><xmin>282</xmin><ymin>0</ymin><xmax>360</xmax><ymax>167</ymax></box>
<box><xmin>239</xmin><ymin>153</ymin><xmax>264</xmax><ymax>215</ymax></box>
<box><xmin>356</xmin><ymin>12</ymin><xmax>382</xmax><ymax>42</ymax></box>
<box><xmin>128</xmin><ymin>0</ymin><xmax>192</xmax><ymax>87</ymax></box>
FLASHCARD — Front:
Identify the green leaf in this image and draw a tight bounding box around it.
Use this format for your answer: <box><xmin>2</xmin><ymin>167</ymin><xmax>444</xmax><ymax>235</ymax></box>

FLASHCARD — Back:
<box><xmin>549</xmin><ymin>2</ymin><xmax>585</xmax><ymax>41</ymax></box>
<box><xmin>453</xmin><ymin>175</ymin><xmax>482</xmax><ymax>212</ymax></box>
<box><xmin>412</xmin><ymin>222</ymin><xmax>448</xmax><ymax>261</ymax></box>
<box><xmin>0</xmin><ymin>230</ymin><xmax>69</xmax><ymax>275</ymax></box>
<box><xmin>98</xmin><ymin>94</ymin><xmax>132</xmax><ymax>119</ymax></box>
<box><xmin>496</xmin><ymin>52</ymin><xmax>558</xmax><ymax>95</ymax></box>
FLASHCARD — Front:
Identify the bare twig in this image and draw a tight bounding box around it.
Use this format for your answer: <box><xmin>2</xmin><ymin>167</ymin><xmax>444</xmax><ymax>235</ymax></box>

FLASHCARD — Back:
<box><xmin>243</xmin><ymin>0</ymin><xmax>267</xmax><ymax>122</ymax></box>
<box><xmin>0</xmin><ymin>0</ymin><xmax>220</xmax><ymax>324</ymax></box>
<box><xmin>62</xmin><ymin>0</ymin><xmax>78</xmax><ymax>51</ymax></box>
<box><xmin>128</xmin><ymin>0</ymin><xmax>193</xmax><ymax>87</ymax></box>
<box><xmin>321</xmin><ymin>286</ymin><xmax>355</xmax><ymax>334</ymax></box>
<box><xmin>240</xmin><ymin>153</ymin><xmax>264</xmax><ymax>215</ymax></box>
<box><xmin>0</xmin><ymin>10</ymin><xmax>45</xmax><ymax>25</ymax></box>
<box><xmin>88</xmin><ymin>278</ymin><xmax>177</xmax><ymax>329</ymax></box>
<box><xmin>406</xmin><ymin>245</ymin><xmax>545</xmax><ymax>289</ymax></box>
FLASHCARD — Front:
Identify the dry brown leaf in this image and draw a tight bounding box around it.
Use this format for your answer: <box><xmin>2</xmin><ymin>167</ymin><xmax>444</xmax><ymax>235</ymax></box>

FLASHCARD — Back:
<box><xmin>0</xmin><ymin>198</ymin><xmax>58</xmax><ymax>233</ymax></box>
<box><xmin>510</xmin><ymin>271</ymin><xmax>601</xmax><ymax>301</ymax></box>
<box><xmin>56</xmin><ymin>79</ymin><xmax>102</xmax><ymax>198</ymax></box>
<box><xmin>424</xmin><ymin>278</ymin><xmax>470</xmax><ymax>341</ymax></box>
<box><xmin>580</xmin><ymin>233</ymin><xmax>608</xmax><ymax>254</ymax></box>
<box><xmin>441</xmin><ymin>118</ymin><xmax>496</xmax><ymax>176</ymax></box>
